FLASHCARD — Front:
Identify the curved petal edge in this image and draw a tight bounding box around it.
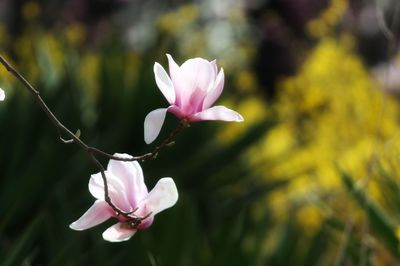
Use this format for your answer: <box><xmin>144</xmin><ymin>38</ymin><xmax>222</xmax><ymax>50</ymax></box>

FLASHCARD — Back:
<box><xmin>190</xmin><ymin>106</ymin><xmax>244</xmax><ymax>122</ymax></box>
<box><xmin>69</xmin><ymin>200</ymin><xmax>112</xmax><ymax>231</ymax></box>
<box><xmin>154</xmin><ymin>63</ymin><xmax>175</xmax><ymax>104</ymax></box>
<box><xmin>142</xmin><ymin>177</ymin><xmax>178</xmax><ymax>216</ymax></box>
<box><xmin>203</xmin><ymin>68</ymin><xmax>224</xmax><ymax>109</ymax></box>
<box><xmin>102</xmin><ymin>223</ymin><xmax>137</xmax><ymax>242</ymax></box>
<box><xmin>144</xmin><ymin>108</ymin><xmax>168</xmax><ymax>144</ymax></box>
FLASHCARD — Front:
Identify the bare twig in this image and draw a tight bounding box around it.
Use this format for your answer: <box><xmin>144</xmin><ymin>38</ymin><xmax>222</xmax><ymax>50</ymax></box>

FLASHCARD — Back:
<box><xmin>0</xmin><ymin>54</ymin><xmax>186</xmax><ymax>227</ymax></box>
<box><xmin>88</xmin><ymin>119</ymin><xmax>189</xmax><ymax>162</ymax></box>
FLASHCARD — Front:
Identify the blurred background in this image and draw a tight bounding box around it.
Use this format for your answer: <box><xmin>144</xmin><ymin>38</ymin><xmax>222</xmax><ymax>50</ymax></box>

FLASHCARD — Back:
<box><xmin>1</xmin><ymin>0</ymin><xmax>400</xmax><ymax>265</ymax></box>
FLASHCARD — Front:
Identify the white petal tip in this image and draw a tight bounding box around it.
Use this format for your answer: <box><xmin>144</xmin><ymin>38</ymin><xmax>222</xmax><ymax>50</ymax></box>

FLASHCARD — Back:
<box><xmin>236</xmin><ymin>114</ymin><xmax>244</xmax><ymax>122</ymax></box>
<box><xmin>69</xmin><ymin>223</ymin><xmax>79</xmax><ymax>230</ymax></box>
<box><xmin>191</xmin><ymin>106</ymin><xmax>244</xmax><ymax>122</ymax></box>
<box><xmin>69</xmin><ymin>221</ymin><xmax>88</xmax><ymax>231</ymax></box>
<box><xmin>68</xmin><ymin>200</ymin><xmax>112</xmax><ymax>231</ymax></box>
<box><xmin>144</xmin><ymin>135</ymin><xmax>155</xmax><ymax>144</ymax></box>
<box><xmin>0</xmin><ymin>89</ymin><xmax>5</xmax><ymax>101</ymax></box>
<box><xmin>159</xmin><ymin>177</ymin><xmax>179</xmax><ymax>207</ymax></box>
<box><xmin>153</xmin><ymin>63</ymin><xmax>175</xmax><ymax>104</ymax></box>
<box><xmin>102</xmin><ymin>223</ymin><xmax>136</xmax><ymax>242</ymax></box>
<box><xmin>144</xmin><ymin>177</ymin><xmax>179</xmax><ymax>215</ymax></box>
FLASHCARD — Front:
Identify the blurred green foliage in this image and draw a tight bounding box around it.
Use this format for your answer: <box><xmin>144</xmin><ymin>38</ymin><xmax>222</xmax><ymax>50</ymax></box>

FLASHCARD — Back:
<box><xmin>2</xmin><ymin>0</ymin><xmax>400</xmax><ymax>265</ymax></box>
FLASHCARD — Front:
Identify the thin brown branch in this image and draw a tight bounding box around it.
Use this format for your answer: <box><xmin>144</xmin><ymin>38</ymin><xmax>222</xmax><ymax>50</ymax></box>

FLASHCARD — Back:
<box><xmin>89</xmin><ymin>119</ymin><xmax>189</xmax><ymax>162</ymax></box>
<box><xmin>0</xmin><ymin>55</ymin><xmax>85</xmax><ymax>149</ymax></box>
<box><xmin>0</xmin><ymin>54</ymin><xmax>181</xmax><ymax>226</ymax></box>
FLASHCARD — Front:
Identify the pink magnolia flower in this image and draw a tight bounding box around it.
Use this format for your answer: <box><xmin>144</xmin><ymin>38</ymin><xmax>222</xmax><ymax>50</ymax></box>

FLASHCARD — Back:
<box><xmin>0</xmin><ymin>88</ymin><xmax>4</xmax><ymax>101</ymax></box>
<box><xmin>69</xmin><ymin>153</ymin><xmax>179</xmax><ymax>242</ymax></box>
<box><xmin>144</xmin><ymin>54</ymin><xmax>244</xmax><ymax>144</ymax></box>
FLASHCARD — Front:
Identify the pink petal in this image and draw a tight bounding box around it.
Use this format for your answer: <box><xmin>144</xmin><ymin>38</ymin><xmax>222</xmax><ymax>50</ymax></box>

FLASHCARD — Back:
<box><xmin>89</xmin><ymin>172</ymin><xmax>132</xmax><ymax>212</ymax></box>
<box><xmin>140</xmin><ymin>177</ymin><xmax>178</xmax><ymax>216</ymax></box>
<box><xmin>167</xmin><ymin>54</ymin><xmax>183</xmax><ymax>106</ymax></box>
<box><xmin>89</xmin><ymin>172</ymin><xmax>124</xmax><ymax>199</ymax></box>
<box><xmin>180</xmin><ymin>57</ymin><xmax>216</xmax><ymax>94</ymax></box>
<box><xmin>144</xmin><ymin>108</ymin><xmax>168</xmax><ymax>144</ymax></box>
<box><xmin>190</xmin><ymin>106</ymin><xmax>244</xmax><ymax>122</ymax></box>
<box><xmin>181</xmin><ymin>57</ymin><xmax>216</xmax><ymax>90</ymax></box>
<box><xmin>202</xmin><ymin>68</ymin><xmax>224</xmax><ymax>109</ymax></box>
<box><xmin>107</xmin><ymin>156</ymin><xmax>148</xmax><ymax>206</ymax></box>
<box><xmin>69</xmin><ymin>200</ymin><xmax>112</xmax><ymax>231</ymax></box>
<box><xmin>166</xmin><ymin>54</ymin><xmax>180</xmax><ymax>79</ymax></box>
<box><xmin>88</xmin><ymin>172</ymin><xmax>107</xmax><ymax>200</ymax></box>
<box><xmin>187</xmin><ymin>86</ymin><xmax>208</xmax><ymax>114</ymax></box>
<box><xmin>102</xmin><ymin>223</ymin><xmax>137</xmax><ymax>242</ymax></box>
<box><xmin>154</xmin><ymin>62</ymin><xmax>175</xmax><ymax>104</ymax></box>
<box><xmin>168</xmin><ymin>56</ymin><xmax>215</xmax><ymax>112</ymax></box>
<box><xmin>167</xmin><ymin>105</ymin><xmax>185</xmax><ymax>119</ymax></box>
<box><xmin>0</xmin><ymin>88</ymin><xmax>4</xmax><ymax>101</ymax></box>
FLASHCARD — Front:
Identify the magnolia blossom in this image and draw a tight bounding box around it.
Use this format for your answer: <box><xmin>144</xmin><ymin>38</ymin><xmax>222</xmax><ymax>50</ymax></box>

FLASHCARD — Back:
<box><xmin>0</xmin><ymin>88</ymin><xmax>4</xmax><ymax>101</ymax></box>
<box><xmin>69</xmin><ymin>153</ymin><xmax>178</xmax><ymax>242</ymax></box>
<box><xmin>144</xmin><ymin>54</ymin><xmax>244</xmax><ymax>144</ymax></box>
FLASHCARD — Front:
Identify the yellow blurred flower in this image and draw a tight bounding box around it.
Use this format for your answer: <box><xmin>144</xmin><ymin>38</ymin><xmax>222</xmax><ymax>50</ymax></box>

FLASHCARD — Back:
<box><xmin>296</xmin><ymin>205</ymin><xmax>324</xmax><ymax>235</ymax></box>
<box><xmin>65</xmin><ymin>23</ymin><xmax>87</xmax><ymax>47</ymax></box>
<box><xmin>307</xmin><ymin>0</ymin><xmax>348</xmax><ymax>38</ymax></box>
<box><xmin>244</xmin><ymin>36</ymin><xmax>400</xmax><ymax>239</ymax></box>
<box><xmin>157</xmin><ymin>4</ymin><xmax>199</xmax><ymax>35</ymax></box>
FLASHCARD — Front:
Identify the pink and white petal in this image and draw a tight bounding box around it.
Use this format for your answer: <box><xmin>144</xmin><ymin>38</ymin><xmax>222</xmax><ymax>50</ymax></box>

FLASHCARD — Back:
<box><xmin>89</xmin><ymin>172</ymin><xmax>132</xmax><ymax>212</ymax></box>
<box><xmin>166</xmin><ymin>54</ymin><xmax>184</xmax><ymax>106</ymax></box>
<box><xmin>167</xmin><ymin>56</ymin><xmax>193</xmax><ymax>109</ymax></box>
<box><xmin>207</xmin><ymin>60</ymin><xmax>218</xmax><ymax>92</ymax></box>
<box><xmin>0</xmin><ymin>88</ymin><xmax>4</xmax><ymax>101</ymax></box>
<box><xmin>180</xmin><ymin>58</ymin><xmax>216</xmax><ymax>93</ymax></box>
<box><xmin>166</xmin><ymin>54</ymin><xmax>181</xmax><ymax>81</ymax></box>
<box><xmin>88</xmin><ymin>172</ymin><xmax>108</xmax><ymax>200</ymax></box>
<box><xmin>69</xmin><ymin>200</ymin><xmax>112</xmax><ymax>231</ymax></box>
<box><xmin>102</xmin><ymin>223</ymin><xmax>137</xmax><ymax>242</ymax></box>
<box><xmin>202</xmin><ymin>68</ymin><xmax>224</xmax><ymax>109</ymax></box>
<box><xmin>190</xmin><ymin>106</ymin><xmax>244</xmax><ymax>122</ymax></box>
<box><xmin>89</xmin><ymin>172</ymin><xmax>125</xmax><ymax>200</ymax></box>
<box><xmin>167</xmin><ymin>105</ymin><xmax>185</xmax><ymax>119</ymax></box>
<box><xmin>154</xmin><ymin>62</ymin><xmax>175</xmax><ymax>104</ymax></box>
<box><xmin>141</xmin><ymin>177</ymin><xmax>178</xmax><ymax>216</ymax></box>
<box><xmin>169</xmin><ymin>58</ymin><xmax>213</xmax><ymax>111</ymax></box>
<box><xmin>144</xmin><ymin>108</ymin><xmax>168</xmax><ymax>144</ymax></box>
<box><xmin>108</xmin><ymin>157</ymin><xmax>148</xmax><ymax>206</ymax></box>
<box><xmin>187</xmin><ymin>87</ymin><xmax>208</xmax><ymax>114</ymax></box>
<box><xmin>107</xmin><ymin>155</ymin><xmax>145</xmax><ymax>193</ymax></box>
